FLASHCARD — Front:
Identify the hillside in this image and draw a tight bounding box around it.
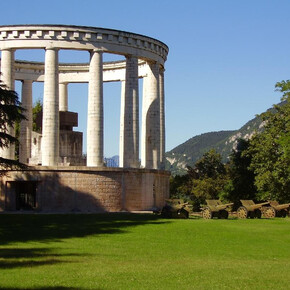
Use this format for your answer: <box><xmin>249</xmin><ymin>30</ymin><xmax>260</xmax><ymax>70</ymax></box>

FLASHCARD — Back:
<box><xmin>165</xmin><ymin>113</ymin><xmax>264</xmax><ymax>175</ymax></box>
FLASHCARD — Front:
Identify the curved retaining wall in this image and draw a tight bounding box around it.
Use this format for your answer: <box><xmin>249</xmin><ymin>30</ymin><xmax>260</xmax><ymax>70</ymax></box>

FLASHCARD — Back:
<box><xmin>0</xmin><ymin>167</ymin><xmax>170</xmax><ymax>212</ymax></box>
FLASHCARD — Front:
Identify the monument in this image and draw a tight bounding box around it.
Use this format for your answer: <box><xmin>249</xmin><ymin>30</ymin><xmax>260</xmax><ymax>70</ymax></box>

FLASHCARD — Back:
<box><xmin>0</xmin><ymin>25</ymin><xmax>170</xmax><ymax>212</ymax></box>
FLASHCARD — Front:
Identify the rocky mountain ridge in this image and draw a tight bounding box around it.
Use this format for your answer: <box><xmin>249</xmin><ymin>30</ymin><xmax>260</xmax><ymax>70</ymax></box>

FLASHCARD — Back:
<box><xmin>165</xmin><ymin>110</ymin><xmax>266</xmax><ymax>175</ymax></box>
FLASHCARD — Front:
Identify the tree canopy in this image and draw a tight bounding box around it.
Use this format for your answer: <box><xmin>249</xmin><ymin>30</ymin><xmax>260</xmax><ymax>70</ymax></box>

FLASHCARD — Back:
<box><xmin>220</xmin><ymin>139</ymin><xmax>256</xmax><ymax>207</ymax></box>
<box><xmin>247</xmin><ymin>81</ymin><xmax>290</xmax><ymax>202</ymax></box>
<box><xmin>170</xmin><ymin>149</ymin><xmax>228</xmax><ymax>210</ymax></box>
<box><xmin>0</xmin><ymin>81</ymin><xmax>25</xmax><ymax>167</ymax></box>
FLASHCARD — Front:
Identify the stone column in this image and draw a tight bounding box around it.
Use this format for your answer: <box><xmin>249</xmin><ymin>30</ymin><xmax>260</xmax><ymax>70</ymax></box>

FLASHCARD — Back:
<box><xmin>141</xmin><ymin>62</ymin><xmax>160</xmax><ymax>169</ymax></box>
<box><xmin>59</xmin><ymin>82</ymin><xmax>68</xmax><ymax>111</ymax></box>
<box><xmin>19</xmin><ymin>80</ymin><xmax>33</xmax><ymax>164</ymax></box>
<box><xmin>119</xmin><ymin>80</ymin><xmax>125</xmax><ymax>166</ymax></box>
<box><xmin>87</xmin><ymin>49</ymin><xmax>103</xmax><ymax>167</ymax></box>
<box><xmin>159</xmin><ymin>68</ymin><xmax>165</xmax><ymax>170</ymax></box>
<box><xmin>119</xmin><ymin>55</ymin><xmax>139</xmax><ymax>168</ymax></box>
<box><xmin>0</xmin><ymin>49</ymin><xmax>15</xmax><ymax>160</ymax></box>
<box><xmin>141</xmin><ymin>76</ymin><xmax>148</xmax><ymax>167</ymax></box>
<box><xmin>42</xmin><ymin>47</ymin><xmax>59</xmax><ymax>166</ymax></box>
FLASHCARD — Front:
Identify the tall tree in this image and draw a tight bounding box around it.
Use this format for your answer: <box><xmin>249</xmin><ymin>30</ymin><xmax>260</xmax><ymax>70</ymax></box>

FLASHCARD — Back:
<box><xmin>190</xmin><ymin>150</ymin><xmax>228</xmax><ymax>207</ymax></box>
<box><xmin>0</xmin><ymin>81</ymin><xmax>25</xmax><ymax>167</ymax></box>
<box><xmin>221</xmin><ymin>139</ymin><xmax>256</xmax><ymax>207</ymax></box>
<box><xmin>247</xmin><ymin>80</ymin><xmax>290</xmax><ymax>202</ymax></box>
<box><xmin>194</xmin><ymin>149</ymin><xmax>226</xmax><ymax>179</ymax></box>
<box><xmin>169</xmin><ymin>150</ymin><xmax>228</xmax><ymax>210</ymax></box>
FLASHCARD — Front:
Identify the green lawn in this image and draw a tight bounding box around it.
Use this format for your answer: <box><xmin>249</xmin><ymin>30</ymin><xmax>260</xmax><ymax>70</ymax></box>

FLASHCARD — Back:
<box><xmin>0</xmin><ymin>214</ymin><xmax>289</xmax><ymax>289</ymax></box>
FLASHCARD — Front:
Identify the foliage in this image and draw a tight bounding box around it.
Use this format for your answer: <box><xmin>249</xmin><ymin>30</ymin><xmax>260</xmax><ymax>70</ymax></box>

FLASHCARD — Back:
<box><xmin>220</xmin><ymin>139</ymin><xmax>256</xmax><ymax>208</ymax></box>
<box><xmin>0</xmin><ymin>81</ymin><xmax>26</xmax><ymax>167</ymax></box>
<box><xmin>170</xmin><ymin>150</ymin><xmax>228</xmax><ymax>210</ymax></box>
<box><xmin>169</xmin><ymin>174</ymin><xmax>190</xmax><ymax>197</ymax></box>
<box><xmin>32</xmin><ymin>99</ymin><xmax>42</xmax><ymax>132</ymax></box>
<box><xmin>194</xmin><ymin>149</ymin><xmax>226</xmax><ymax>178</ymax></box>
<box><xmin>247</xmin><ymin>81</ymin><xmax>290</xmax><ymax>202</ymax></box>
<box><xmin>275</xmin><ymin>80</ymin><xmax>290</xmax><ymax>98</ymax></box>
<box><xmin>191</xmin><ymin>176</ymin><xmax>228</xmax><ymax>204</ymax></box>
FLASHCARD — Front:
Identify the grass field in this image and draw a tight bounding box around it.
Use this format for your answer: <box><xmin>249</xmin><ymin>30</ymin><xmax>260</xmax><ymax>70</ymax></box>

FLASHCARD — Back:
<box><xmin>0</xmin><ymin>214</ymin><xmax>289</xmax><ymax>289</ymax></box>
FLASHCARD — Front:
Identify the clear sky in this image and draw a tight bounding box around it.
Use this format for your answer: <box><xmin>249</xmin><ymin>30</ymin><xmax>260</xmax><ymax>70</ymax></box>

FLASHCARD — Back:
<box><xmin>1</xmin><ymin>0</ymin><xmax>290</xmax><ymax>157</ymax></box>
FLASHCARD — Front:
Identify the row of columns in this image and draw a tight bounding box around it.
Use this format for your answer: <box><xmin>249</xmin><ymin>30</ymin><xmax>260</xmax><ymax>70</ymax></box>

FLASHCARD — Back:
<box><xmin>0</xmin><ymin>48</ymin><xmax>165</xmax><ymax>170</ymax></box>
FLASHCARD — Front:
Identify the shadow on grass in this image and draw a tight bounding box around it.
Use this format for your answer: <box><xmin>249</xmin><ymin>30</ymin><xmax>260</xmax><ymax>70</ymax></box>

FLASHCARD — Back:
<box><xmin>0</xmin><ymin>213</ymin><xmax>168</xmax><ymax>246</ymax></box>
<box><xmin>0</xmin><ymin>247</ymin><xmax>88</xmax><ymax>269</ymax></box>
<box><xmin>0</xmin><ymin>213</ymin><xmax>168</xmax><ymax>274</ymax></box>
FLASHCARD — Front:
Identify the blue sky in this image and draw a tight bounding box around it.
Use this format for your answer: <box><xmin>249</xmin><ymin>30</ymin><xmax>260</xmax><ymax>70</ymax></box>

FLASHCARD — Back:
<box><xmin>1</xmin><ymin>0</ymin><xmax>290</xmax><ymax>157</ymax></box>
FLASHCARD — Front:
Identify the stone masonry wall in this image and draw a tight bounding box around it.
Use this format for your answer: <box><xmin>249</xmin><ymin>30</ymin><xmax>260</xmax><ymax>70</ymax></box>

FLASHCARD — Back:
<box><xmin>0</xmin><ymin>167</ymin><xmax>170</xmax><ymax>213</ymax></box>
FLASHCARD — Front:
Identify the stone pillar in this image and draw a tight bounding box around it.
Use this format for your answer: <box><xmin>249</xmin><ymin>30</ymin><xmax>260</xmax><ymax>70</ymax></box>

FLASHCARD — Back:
<box><xmin>42</xmin><ymin>47</ymin><xmax>59</xmax><ymax>166</ymax></box>
<box><xmin>59</xmin><ymin>82</ymin><xmax>68</xmax><ymax>111</ymax></box>
<box><xmin>159</xmin><ymin>68</ymin><xmax>165</xmax><ymax>170</ymax></box>
<box><xmin>119</xmin><ymin>80</ymin><xmax>125</xmax><ymax>166</ymax></box>
<box><xmin>19</xmin><ymin>80</ymin><xmax>33</xmax><ymax>164</ymax></box>
<box><xmin>141</xmin><ymin>62</ymin><xmax>160</xmax><ymax>169</ymax></box>
<box><xmin>141</xmin><ymin>76</ymin><xmax>148</xmax><ymax>167</ymax></box>
<box><xmin>87</xmin><ymin>49</ymin><xmax>104</xmax><ymax>167</ymax></box>
<box><xmin>119</xmin><ymin>55</ymin><xmax>139</xmax><ymax>168</ymax></box>
<box><xmin>0</xmin><ymin>49</ymin><xmax>15</xmax><ymax>160</ymax></box>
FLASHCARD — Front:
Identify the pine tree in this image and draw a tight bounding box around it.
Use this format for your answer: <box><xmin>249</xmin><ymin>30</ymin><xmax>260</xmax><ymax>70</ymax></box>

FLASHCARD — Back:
<box><xmin>0</xmin><ymin>81</ymin><xmax>25</xmax><ymax>167</ymax></box>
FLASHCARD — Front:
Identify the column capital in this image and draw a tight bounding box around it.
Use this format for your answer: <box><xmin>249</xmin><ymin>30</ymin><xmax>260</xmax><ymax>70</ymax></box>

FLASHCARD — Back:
<box><xmin>125</xmin><ymin>54</ymin><xmax>138</xmax><ymax>59</ymax></box>
<box><xmin>90</xmin><ymin>48</ymin><xmax>103</xmax><ymax>53</ymax></box>
<box><xmin>45</xmin><ymin>46</ymin><xmax>59</xmax><ymax>51</ymax></box>
<box><xmin>0</xmin><ymin>48</ymin><xmax>15</xmax><ymax>52</ymax></box>
<box><xmin>21</xmin><ymin>79</ymin><xmax>33</xmax><ymax>84</ymax></box>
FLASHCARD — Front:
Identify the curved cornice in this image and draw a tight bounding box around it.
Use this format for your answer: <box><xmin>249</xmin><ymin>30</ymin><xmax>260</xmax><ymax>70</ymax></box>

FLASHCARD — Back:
<box><xmin>0</xmin><ymin>25</ymin><xmax>169</xmax><ymax>64</ymax></box>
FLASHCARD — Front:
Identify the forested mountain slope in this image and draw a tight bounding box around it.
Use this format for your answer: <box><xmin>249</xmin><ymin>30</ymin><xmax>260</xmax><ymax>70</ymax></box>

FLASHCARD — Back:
<box><xmin>165</xmin><ymin>112</ymin><xmax>265</xmax><ymax>175</ymax></box>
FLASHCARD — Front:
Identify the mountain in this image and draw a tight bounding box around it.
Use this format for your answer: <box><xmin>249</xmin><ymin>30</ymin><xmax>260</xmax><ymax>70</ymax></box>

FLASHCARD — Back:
<box><xmin>104</xmin><ymin>155</ymin><xmax>119</xmax><ymax>167</ymax></box>
<box><xmin>165</xmin><ymin>113</ymin><xmax>265</xmax><ymax>175</ymax></box>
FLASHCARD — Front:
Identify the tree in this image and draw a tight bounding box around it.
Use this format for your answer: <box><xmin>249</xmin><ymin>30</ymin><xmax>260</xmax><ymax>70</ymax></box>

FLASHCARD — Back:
<box><xmin>32</xmin><ymin>99</ymin><xmax>42</xmax><ymax>132</ymax></box>
<box><xmin>194</xmin><ymin>149</ymin><xmax>226</xmax><ymax>179</ymax></box>
<box><xmin>169</xmin><ymin>150</ymin><xmax>229</xmax><ymax>210</ymax></box>
<box><xmin>220</xmin><ymin>139</ymin><xmax>256</xmax><ymax>208</ymax></box>
<box><xmin>247</xmin><ymin>80</ymin><xmax>290</xmax><ymax>202</ymax></box>
<box><xmin>189</xmin><ymin>150</ymin><xmax>228</xmax><ymax>208</ymax></box>
<box><xmin>0</xmin><ymin>81</ymin><xmax>25</xmax><ymax>167</ymax></box>
<box><xmin>169</xmin><ymin>174</ymin><xmax>191</xmax><ymax>198</ymax></box>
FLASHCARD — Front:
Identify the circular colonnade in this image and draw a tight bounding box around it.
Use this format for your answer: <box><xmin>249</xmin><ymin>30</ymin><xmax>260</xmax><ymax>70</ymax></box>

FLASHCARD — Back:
<box><xmin>0</xmin><ymin>25</ymin><xmax>169</xmax><ymax>170</ymax></box>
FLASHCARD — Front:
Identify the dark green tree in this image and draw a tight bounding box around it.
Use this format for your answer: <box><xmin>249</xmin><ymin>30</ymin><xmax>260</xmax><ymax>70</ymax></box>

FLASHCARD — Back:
<box><xmin>194</xmin><ymin>149</ymin><xmax>226</xmax><ymax>179</ymax></box>
<box><xmin>169</xmin><ymin>150</ymin><xmax>228</xmax><ymax>210</ymax></box>
<box><xmin>247</xmin><ymin>80</ymin><xmax>290</xmax><ymax>202</ymax></box>
<box><xmin>220</xmin><ymin>139</ymin><xmax>256</xmax><ymax>208</ymax></box>
<box><xmin>32</xmin><ymin>99</ymin><xmax>42</xmax><ymax>132</ymax></box>
<box><xmin>190</xmin><ymin>150</ymin><xmax>228</xmax><ymax>208</ymax></box>
<box><xmin>169</xmin><ymin>174</ymin><xmax>191</xmax><ymax>198</ymax></box>
<box><xmin>0</xmin><ymin>81</ymin><xmax>26</xmax><ymax>167</ymax></box>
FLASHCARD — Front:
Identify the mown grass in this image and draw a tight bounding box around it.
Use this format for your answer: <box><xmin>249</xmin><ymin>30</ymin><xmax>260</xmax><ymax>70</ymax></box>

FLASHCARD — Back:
<box><xmin>0</xmin><ymin>214</ymin><xmax>289</xmax><ymax>289</ymax></box>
